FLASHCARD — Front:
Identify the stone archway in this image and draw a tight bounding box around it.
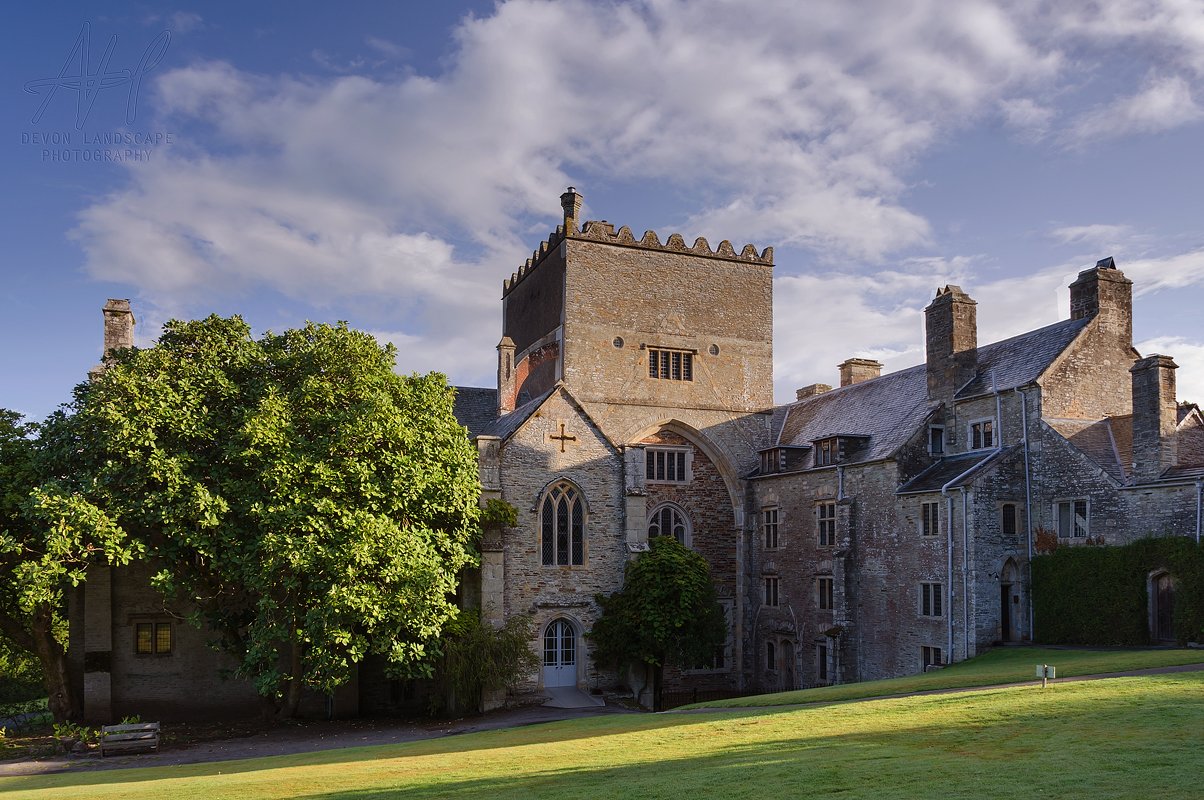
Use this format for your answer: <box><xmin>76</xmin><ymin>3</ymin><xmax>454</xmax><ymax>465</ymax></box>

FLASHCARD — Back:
<box><xmin>999</xmin><ymin>559</ymin><xmax>1020</xmax><ymax>643</ymax></box>
<box><xmin>1148</xmin><ymin>571</ymin><xmax>1177</xmax><ymax>644</ymax></box>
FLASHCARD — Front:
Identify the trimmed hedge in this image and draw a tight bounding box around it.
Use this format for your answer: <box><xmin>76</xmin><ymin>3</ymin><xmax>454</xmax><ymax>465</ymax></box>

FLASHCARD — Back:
<box><xmin>1033</xmin><ymin>537</ymin><xmax>1204</xmax><ymax>646</ymax></box>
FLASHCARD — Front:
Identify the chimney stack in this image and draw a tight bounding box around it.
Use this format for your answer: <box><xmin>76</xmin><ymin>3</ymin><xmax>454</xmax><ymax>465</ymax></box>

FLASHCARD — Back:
<box><xmin>839</xmin><ymin>358</ymin><xmax>882</xmax><ymax>387</ymax></box>
<box><xmin>925</xmin><ymin>285</ymin><xmax>977</xmax><ymax>402</ymax></box>
<box><xmin>1069</xmin><ymin>256</ymin><xmax>1133</xmax><ymax>344</ymax></box>
<box><xmin>497</xmin><ymin>336</ymin><xmax>517</xmax><ymax>416</ymax></box>
<box><xmin>1130</xmin><ymin>354</ymin><xmax>1178</xmax><ymax>482</ymax></box>
<box><xmin>560</xmin><ymin>187</ymin><xmax>583</xmax><ymax>234</ymax></box>
<box><xmin>796</xmin><ymin>383</ymin><xmax>832</xmax><ymax>401</ymax></box>
<box><xmin>90</xmin><ymin>299</ymin><xmax>135</xmax><ymax>380</ymax></box>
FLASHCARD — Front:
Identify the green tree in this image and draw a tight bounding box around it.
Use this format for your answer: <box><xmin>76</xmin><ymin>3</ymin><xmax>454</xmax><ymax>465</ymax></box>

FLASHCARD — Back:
<box><xmin>0</xmin><ymin>409</ymin><xmax>139</xmax><ymax>721</ymax></box>
<box><xmin>71</xmin><ymin>316</ymin><xmax>481</xmax><ymax>717</ymax></box>
<box><xmin>589</xmin><ymin>535</ymin><xmax>726</xmax><ymax>710</ymax></box>
<box><xmin>429</xmin><ymin>609</ymin><xmax>539</xmax><ymax>716</ymax></box>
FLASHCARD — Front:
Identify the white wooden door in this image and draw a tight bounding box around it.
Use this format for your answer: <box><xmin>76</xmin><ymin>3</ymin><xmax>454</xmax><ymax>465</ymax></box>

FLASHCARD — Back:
<box><xmin>542</xmin><ymin>619</ymin><xmax>577</xmax><ymax>687</ymax></box>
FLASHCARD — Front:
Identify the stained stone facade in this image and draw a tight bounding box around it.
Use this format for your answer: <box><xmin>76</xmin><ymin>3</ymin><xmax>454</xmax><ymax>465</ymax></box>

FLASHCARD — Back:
<box><xmin>72</xmin><ymin>194</ymin><xmax>1204</xmax><ymax>720</ymax></box>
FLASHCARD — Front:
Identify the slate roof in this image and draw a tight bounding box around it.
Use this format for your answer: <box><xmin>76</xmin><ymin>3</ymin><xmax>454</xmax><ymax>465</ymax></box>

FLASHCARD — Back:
<box><xmin>896</xmin><ymin>449</ymin><xmax>1008</xmax><ymax>495</ymax></box>
<box><xmin>1045</xmin><ymin>417</ymin><xmax>1128</xmax><ymax>483</ymax></box>
<box><xmin>451</xmin><ymin>387</ymin><xmax>499</xmax><ymax>439</ymax></box>
<box><xmin>775</xmin><ymin>316</ymin><xmax>1092</xmax><ymax>470</ymax></box>
<box><xmin>776</xmin><ymin>364</ymin><xmax>933</xmax><ymax>465</ymax></box>
<box><xmin>956</xmin><ymin>317</ymin><xmax>1091</xmax><ymax>398</ymax></box>
<box><xmin>477</xmin><ymin>389</ymin><xmax>555</xmax><ymax>440</ymax></box>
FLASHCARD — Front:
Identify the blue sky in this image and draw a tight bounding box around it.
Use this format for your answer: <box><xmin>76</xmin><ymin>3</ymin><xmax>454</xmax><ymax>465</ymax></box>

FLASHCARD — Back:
<box><xmin>5</xmin><ymin>1</ymin><xmax>1204</xmax><ymax>423</ymax></box>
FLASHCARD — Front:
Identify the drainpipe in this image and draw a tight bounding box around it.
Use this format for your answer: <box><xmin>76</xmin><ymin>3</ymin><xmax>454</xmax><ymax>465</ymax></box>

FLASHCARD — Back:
<box><xmin>1017</xmin><ymin>388</ymin><xmax>1034</xmax><ymax>639</ymax></box>
<box><xmin>837</xmin><ymin>465</ymin><xmax>845</xmax><ymax>501</ymax></box>
<box><xmin>945</xmin><ymin>492</ymin><xmax>955</xmax><ymax>659</ymax></box>
<box><xmin>994</xmin><ymin>371</ymin><xmax>1003</xmax><ymax>447</ymax></box>
<box><xmin>962</xmin><ymin>487</ymin><xmax>970</xmax><ymax>661</ymax></box>
<box><xmin>941</xmin><ymin>457</ymin><xmax>985</xmax><ymax>665</ymax></box>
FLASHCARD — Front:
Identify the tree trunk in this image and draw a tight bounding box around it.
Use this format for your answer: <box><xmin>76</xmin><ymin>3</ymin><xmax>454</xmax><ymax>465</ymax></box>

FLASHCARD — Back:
<box><xmin>30</xmin><ymin>606</ymin><xmax>79</xmax><ymax>722</ymax></box>
<box><xmin>279</xmin><ymin>636</ymin><xmax>305</xmax><ymax>719</ymax></box>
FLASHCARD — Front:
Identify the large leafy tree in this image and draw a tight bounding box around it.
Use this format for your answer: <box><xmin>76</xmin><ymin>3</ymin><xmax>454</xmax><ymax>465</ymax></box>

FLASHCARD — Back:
<box><xmin>589</xmin><ymin>535</ymin><xmax>726</xmax><ymax>710</ymax></box>
<box><xmin>0</xmin><ymin>409</ymin><xmax>139</xmax><ymax>721</ymax></box>
<box><xmin>74</xmin><ymin>316</ymin><xmax>480</xmax><ymax>717</ymax></box>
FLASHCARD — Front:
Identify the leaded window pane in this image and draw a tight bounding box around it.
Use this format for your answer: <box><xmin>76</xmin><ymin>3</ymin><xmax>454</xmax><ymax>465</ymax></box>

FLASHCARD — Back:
<box><xmin>542</xmin><ymin>499</ymin><xmax>554</xmax><ymax>565</ymax></box>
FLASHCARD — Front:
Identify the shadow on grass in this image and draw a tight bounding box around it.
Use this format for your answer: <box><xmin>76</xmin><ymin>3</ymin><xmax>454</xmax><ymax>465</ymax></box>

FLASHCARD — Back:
<box><xmin>291</xmin><ymin>675</ymin><xmax>1204</xmax><ymax>800</ymax></box>
<box><xmin>5</xmin><ymin>673</ymin><xmax>1202</xmax><ymax>799</ymax></box>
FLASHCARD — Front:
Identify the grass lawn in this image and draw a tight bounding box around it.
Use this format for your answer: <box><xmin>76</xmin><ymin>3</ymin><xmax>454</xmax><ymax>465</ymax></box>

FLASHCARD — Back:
<box><xmin>684</xmin><ymin>646</ymin><xmax>1204</xmax><ymax>709</ymax></box>
<box><xmin>3</xmin><ymin>671</ymin><xmax>1202</xmax><ymax>800</ymax></box>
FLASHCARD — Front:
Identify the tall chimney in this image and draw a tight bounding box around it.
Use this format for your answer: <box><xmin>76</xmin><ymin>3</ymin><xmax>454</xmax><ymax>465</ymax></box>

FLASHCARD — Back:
<box><xmin>925</xmin><ymin>285</ymin><xmax>977</xmax><ymax>402</ymax></box>
<box><xmin>102</xmin><ymin>299</ymin><xmax>135</xmax><ymax>354</ymax></box>
<box><xmin>1069</xmin><ymin>256</ymin><xmax>1133</xmax><ymax>344</ymax></box>
<box><xmin>1130</xmin><ymin>354</ymin><xmax>1178</xmax><ymax>482</ymax></box>
<box><xmin>90</xmin><ymin>299</ymin><xmax>135</xmax><ymax>380</ymax></box>
<box><xmin>497</xmin><ymin>336</ymin><xmax>517</xmax><ymax>416</ymax></box>
<box><xmin>839</xmin><ymin>358</ymin><xmax>882</xmax><ymax>387</ymax></box>
<box><xmin>560</xmin><ymin>187</ymin><xmax>583</xmax><ymax>234</ymax></box>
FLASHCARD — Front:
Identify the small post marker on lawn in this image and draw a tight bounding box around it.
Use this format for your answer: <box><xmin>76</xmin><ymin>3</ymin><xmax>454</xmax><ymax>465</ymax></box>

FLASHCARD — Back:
<box><xmin>1036</xmin><ymin>664</ymin><xmax>1056</xmax><ymax>688</ymax></box>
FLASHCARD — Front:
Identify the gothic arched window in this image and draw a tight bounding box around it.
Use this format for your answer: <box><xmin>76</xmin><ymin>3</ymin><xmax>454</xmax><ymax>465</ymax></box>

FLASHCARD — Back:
<box><xmin>541</xmin><ymin>482</ymin><xmax>585</xmax><ymax>566</ymax></box>
<box><xmin>647</xmin><ymin>503</ymin><xmax>690</xmax><ymax>546</ymax></box>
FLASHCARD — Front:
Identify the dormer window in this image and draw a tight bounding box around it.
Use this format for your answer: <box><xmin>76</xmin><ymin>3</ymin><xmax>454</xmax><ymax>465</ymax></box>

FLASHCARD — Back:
<box><xmin>761</xmin><ymin>449</ymin><xmax>780</xmax><ymax>474</ymax></box>
<box><xmin>928</xmin><ymin>425</ymin><xmax>945</xmax><ymax>455</ymax></box>
<box><xmin>816</xmin><ymin>438</ymin><xmax>837</xmax><ymax>467</ymax></box>
<box><xmin>969</xmin><ymin>419</ymin><xmax>995</xmax><ymax>450</ymax></box>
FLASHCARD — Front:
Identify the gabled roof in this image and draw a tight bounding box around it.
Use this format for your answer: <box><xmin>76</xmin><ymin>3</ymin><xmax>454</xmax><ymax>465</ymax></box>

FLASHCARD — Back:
<box><xmin>1045</xmin><ymin>417</ymin><xmax>1129</xmax><ymax>483</ymax></box>
<box><xmin>775</xmin><ymin>316</ymin><xmax>1093</xmax><ymax>469</ymax></box>
<box><xmin>476</xmin><ymin>389</ymin><xmax>555</xmax><ymax>440</ymax></box>
<box><xmin>896</xmin><ymin>449</ymin><xmax>1009</xmax><ymax>495</ymax></box>
<box><xmin>452</xmin><ymin>387</ymin><xmax>499</xmax><ymax>439</ymax></box>
<box><xmin>777</xmin><ymin>365</ymin><xmax>932</xmax><ymax>465</ymax></box>
<box><xmin>956</xmin><ymin>317</ymin><xmax>1091</xmax><ymax>398</ymax></box>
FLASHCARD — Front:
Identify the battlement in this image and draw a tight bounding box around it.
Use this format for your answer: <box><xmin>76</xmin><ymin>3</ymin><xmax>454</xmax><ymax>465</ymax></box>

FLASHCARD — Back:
<box><xmin>502</xmin><ymin>195</ymin><xmax>773</xmax><ymax>296</ymax></box>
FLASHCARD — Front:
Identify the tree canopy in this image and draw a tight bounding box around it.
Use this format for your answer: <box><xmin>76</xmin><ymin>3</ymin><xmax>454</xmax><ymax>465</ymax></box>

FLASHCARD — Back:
<box><xmin>589</xmin><ymin>535</ymin><xmax>726</xmax><ymax>707</ymax></box>
<box><xmin>63</xmin><ymin>316</ymin><xmax>481</xmax><ymax>716</ymax></box>
<box><xmin>0</xmin><ymin>409</ymin><xmax>139</xmax><ymax>721</ymax></box>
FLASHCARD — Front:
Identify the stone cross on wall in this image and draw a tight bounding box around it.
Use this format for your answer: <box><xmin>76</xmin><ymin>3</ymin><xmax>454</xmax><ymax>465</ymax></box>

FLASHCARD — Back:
<box><xmin>549</xmin><ymin>422</ymin><xmax>577</xmax><ymax>453</ymax></box>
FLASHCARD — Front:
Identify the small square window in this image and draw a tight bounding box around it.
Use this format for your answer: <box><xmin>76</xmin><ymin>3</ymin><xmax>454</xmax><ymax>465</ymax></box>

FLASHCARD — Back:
<box><xmin>135</xmin><ymin>622</ymin><xmax>172</xmax><ymax>655</ymax></box>
<box><xmin>922</xmin><ymin>646</ymin><xmax>944</xmax><ymax>671</ymax></box>
<box><xmin>1055</xmin><ymin>499</ymin><xmax>1088</xmax><ymax>538</ymax></box>
<box><xmin>970</xmin><ymin>419</ymin><xmax>995</xmax><ymax>450</ymax></box>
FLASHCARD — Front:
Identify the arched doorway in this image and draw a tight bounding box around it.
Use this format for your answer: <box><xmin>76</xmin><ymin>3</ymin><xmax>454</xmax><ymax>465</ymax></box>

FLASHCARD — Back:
<box><xmin>999</xmin><ymin>559</ymin><xmax>1020</xmax><ymax>643</ymax></box>
<box><xmin>542</xmin><ymin>619</ymin><xmax>578</xmax><ymax>687</ymax></box>
<box><xmin>1150</xmin><ymin>572</ymin><xmax>1176</xmax><ymax>644</ymax></box>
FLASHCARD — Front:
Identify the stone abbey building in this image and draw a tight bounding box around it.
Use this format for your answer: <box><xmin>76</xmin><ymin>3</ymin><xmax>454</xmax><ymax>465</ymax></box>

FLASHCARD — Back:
<box><xmin>73</xmin><ymin>190</ymin><xmax>1203</xmax><ymax>719</ymax></box>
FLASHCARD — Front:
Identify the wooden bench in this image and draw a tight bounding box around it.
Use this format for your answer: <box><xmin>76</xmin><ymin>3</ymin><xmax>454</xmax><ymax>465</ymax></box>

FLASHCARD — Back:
<box><xmin>99</xmin><ymin>722</ymin><xmax>160</xmax><ymax>757</ymax></box>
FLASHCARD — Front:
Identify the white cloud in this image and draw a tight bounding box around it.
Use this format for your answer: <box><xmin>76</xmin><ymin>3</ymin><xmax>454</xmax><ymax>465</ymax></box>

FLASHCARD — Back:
<box><xmin>1065</xmin><ymin>74</ymin><xmax>1202</xmax><ymax>144</ymax></box>
<box><xmin>74</xmin><ymin>1</ymin><xmax>1204</xmax><ymax>392</ymax></box>
<box><xmin>1049</xmin><ymin>224</ymin><xmax>1134</xmax><ymax>247</ymax></box>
